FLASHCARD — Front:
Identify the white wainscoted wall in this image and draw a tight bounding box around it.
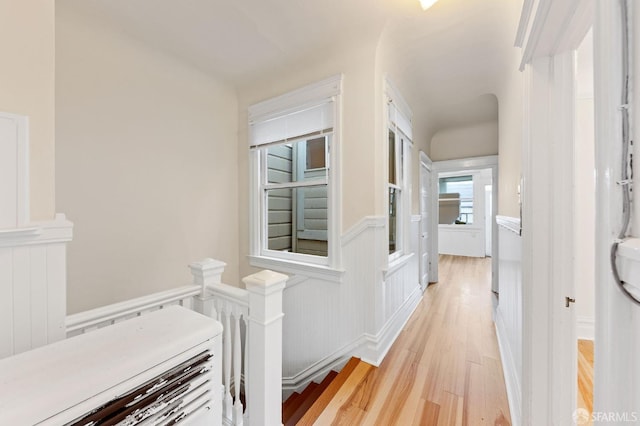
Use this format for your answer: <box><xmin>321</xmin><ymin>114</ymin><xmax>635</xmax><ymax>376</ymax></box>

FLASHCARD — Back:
<box><xmin>438</xmin><ymin>226</ymin><xmax>485</xmax><ymax>257</ymax></box>
<box><xmin>0</xmin><ymin>214</ymin><xmax>73</xmax><ymax>359</ymax></box>
<box><xmin>273</xmin><ymin>215</ymin><xmax>422</xmax><ymax>395</ymax></box>
<box><xmin>494</xmin><ymin>215</ymin><xmax>522</xmax><ymax>426</ymax></box>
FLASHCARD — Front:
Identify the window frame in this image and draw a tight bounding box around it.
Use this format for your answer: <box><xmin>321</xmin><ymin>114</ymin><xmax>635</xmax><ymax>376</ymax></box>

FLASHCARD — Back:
<box><xmin>437</xmin><ymin>170</ymin><xmax>482</xmax><ymax>229</ymax></box>
<box><xmin>385</xmin><ymin>79</ymin><xmax>413</xmax><ymax>263</ymax></box>
<box><xmin>248</xmin><ymin>75</ymin><xmax>343</xmax><ymax>270</ymax></box>
<box><xmin>438</xmin><ymin>174</ymin><xmax>475</xmax><ymax>225</ymax></box>
<box><xmin>259</xmin><ymin>135</ymin><xmax>331</xmax><ymax>263</ymax></box>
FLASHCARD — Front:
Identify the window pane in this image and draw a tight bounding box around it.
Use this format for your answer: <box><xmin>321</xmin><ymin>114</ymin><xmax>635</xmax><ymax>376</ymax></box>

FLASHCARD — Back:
<box><xmin>267</xmin><ymin>144</ymin><xmax>293</xmax><ymax>184</ymax></box>
<box><xmin>306</xmin><ymin>137</ymin><xmax>326</xmax><ymax>169</ymax></box>
<box><xmin>267</xmin><ymin>138</ymin><xmax>328</xmax><ymax>184</ymax></box>
<box><xmin>389</xmin><ymin>187</ymin><xmax>399</xmax><ymax>254</ymax></box>
<box><xmin>438</xmin><ymin>175</ymin><xmax>473</xmax><ymax>224</ymax></box>
<box><xmin>389</xmin><ymin>130</ymin><xmax>396</xmax><ymax>185</ymax></box>
<box><xmin>266</xmin><ymin>185</ymin><xmax>328</xmax><ymax>257</ymax></box>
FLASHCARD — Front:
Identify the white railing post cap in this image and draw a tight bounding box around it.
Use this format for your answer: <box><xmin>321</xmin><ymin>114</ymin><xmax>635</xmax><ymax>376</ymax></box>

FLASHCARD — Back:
<box><xmin>243</xmin><ymin>270</ymin><xmax>288</xmax><ymax>292</ymax></box>
<box><xmin>189</xmin><ymin>258</ymin><xmax>226</xmax><ymax>272</ymax></box>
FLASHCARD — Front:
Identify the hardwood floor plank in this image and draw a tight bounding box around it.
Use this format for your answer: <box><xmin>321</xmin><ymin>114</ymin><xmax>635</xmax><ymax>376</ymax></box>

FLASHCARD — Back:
<box><xmin>308</xmin><ymin>255</ymin><xmax>511</xmax><ymax>425</ymax></box>
<box><xmin>297</xmin><ymin>357</ymin><xmax>361</xmax><ymax>425</ymax></box>
<box><xmin>437</xmin><ymin>392</ymin><xmax>464</xmax><ymax>426</ymax></box>
<box><xmin>312</xmin><ymin>361</ymin><xmax>374</xmax><ymax>424</ymax></box>
<box><xmin>577</xmin><ymin>339</ymin><xmax>594</xmax><ymax>415</ymax></box>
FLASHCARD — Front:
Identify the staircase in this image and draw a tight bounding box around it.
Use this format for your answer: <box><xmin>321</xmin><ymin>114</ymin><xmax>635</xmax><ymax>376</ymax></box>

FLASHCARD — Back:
<box><xmin>282</xmin><ymin>357</ymin><xmax>375</xmax><ymax>425</ymax></box>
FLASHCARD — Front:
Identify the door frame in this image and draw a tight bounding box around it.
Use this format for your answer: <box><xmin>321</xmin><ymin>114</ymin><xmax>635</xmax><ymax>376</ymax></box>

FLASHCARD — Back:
<box><xmin>419</xmin><ymin>151</ymin><xmax>433</xmax><ymax>290</ymax></box>
<box><xmin>432</xmin><ymin>155</ymin><xmax>499</xmax><ymax>292</ymax></box>
<box><xmin>516</xmin><ymin>0</ymin><xmax>593</xmax><ymax>424</ymax></box>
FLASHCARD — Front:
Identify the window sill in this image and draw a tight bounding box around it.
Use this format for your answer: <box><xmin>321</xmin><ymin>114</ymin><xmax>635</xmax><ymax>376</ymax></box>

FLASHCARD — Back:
<box><xmin>383</xmin><ymin>252</ymin><xmax>415</xmax><ymax>279</ymax></box>
<box><xmin>248</xmin><ymin>255</ymin><xmax>345</xmax><ymax>284</ymax></box>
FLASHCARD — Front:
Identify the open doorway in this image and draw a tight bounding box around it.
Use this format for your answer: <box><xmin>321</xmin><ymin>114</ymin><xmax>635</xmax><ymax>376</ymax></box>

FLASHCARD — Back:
<box><xmin>432</xmin><ymin>156</ymin><xmax>499</xmax><ymax>293</ymax></box>
<box><xmin>574</xmin><ymin>28</ymin><xmax>595</xmax><ymax>418</ymax></box>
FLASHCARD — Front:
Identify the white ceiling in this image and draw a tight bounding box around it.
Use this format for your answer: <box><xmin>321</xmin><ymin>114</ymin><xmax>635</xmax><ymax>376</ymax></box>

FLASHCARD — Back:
<box><xmin>61</xmin><ymin>0</ymin><xmax>522</xmax><ymax>136</ymax></box>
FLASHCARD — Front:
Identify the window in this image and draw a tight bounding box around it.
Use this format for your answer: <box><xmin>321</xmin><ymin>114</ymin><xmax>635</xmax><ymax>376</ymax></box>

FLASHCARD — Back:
<box><xmin>386</xmin><ymin>82</ymin><xmax>413</xmax><ymax>259</ymax></box>
<box><xmin>439</xmin><ymin>175</ymin><xmax>474</xmax><ymax>224</ymax></box>
<box><xmin>264</xmin><ymin>137</ymin><xmax>329</xmax><ymax>257</ymax></box>
<box><xmin>388</xmin><ymin>128</ymin><xmax>404</xmax><ymax>254</ymax></box>
<box><xmin>248</xmin><ymin>76</ymin><xmax>341</xmax><ymax>267</ymax></box>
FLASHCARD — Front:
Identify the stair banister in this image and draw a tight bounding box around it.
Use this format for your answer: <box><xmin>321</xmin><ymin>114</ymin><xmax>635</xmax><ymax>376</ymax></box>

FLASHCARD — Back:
<box><xmin>243</xmin><ymin>270</ymin><xmax>287</xmax><ymax>426</ymax></box>
<box><xmin>189</xmin><ymin>258</ymin><xmax>287</xmax><ymax>426</ymax></box>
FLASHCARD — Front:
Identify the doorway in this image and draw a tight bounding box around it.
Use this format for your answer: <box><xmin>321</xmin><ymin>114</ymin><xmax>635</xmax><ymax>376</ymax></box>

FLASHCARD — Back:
<box><xmin>432</xmin><ymin>156</ymin><xmax>499</xmax><ymax>293</ymax></box>
<box><xmin>419</xmin><ymin>152</ymin><xmax>432</xmax><ymax>291</ymax></box>
<box><xmin>574</xmin><ymin>27</ymin><xmax>595</xmax><ymax>418</ymax></box>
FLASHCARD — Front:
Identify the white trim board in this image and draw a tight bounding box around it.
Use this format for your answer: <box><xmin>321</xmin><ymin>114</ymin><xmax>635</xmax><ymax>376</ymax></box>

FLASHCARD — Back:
<box><xmin>0</xmin><ymin>111</ymin><xmax>29</xmax><ymax>228</ymax></box>
<box><xmin>356</xmin><ymin>285</ymin><xmax>422</xmax><ymax>367</ymax></box>
<box><xmin>495</xmin><ymin>312</ymin><xmax>522</xmax><ymax>426</ymax></box>
<box><xmin>576</xmin><ymin>316</ymin><xmax>594</xmax><ymax>341</ymax></box>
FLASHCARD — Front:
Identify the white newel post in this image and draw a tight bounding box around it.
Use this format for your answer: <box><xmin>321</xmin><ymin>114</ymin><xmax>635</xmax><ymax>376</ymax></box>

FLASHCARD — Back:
<box><xmin>189</xmin><ymin>258</ymin><xmax>226</xmax><ymax>317</ymax></box>
<box><xmin>243</xmin><ymin>270</ymin><xmax>287</xmax><ymax>426</ymax></box>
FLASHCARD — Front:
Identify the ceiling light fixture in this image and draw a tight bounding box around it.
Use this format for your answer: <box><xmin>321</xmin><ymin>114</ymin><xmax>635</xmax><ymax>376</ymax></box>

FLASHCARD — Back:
<box><xmin>419</xmin><ymin>0</ymin><xmax>439</xmax><ymax>10</ymax></box>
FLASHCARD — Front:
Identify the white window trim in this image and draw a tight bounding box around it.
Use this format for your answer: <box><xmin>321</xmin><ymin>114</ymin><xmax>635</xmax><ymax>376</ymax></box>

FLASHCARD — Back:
<box><xmin>385</xmin><ymin>78</ymin><xmax>413</xmax><ymax>263</ymax></box>
<box><xmin>248</xmin><ymin>75</ymin><xmax>343</xmax><ymax>271</ymax></box>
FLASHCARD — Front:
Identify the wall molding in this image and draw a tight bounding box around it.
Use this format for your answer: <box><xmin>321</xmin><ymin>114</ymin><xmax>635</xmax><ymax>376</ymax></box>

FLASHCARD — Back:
<box><xmin>356</xmin><ymin>285</ymin><xmax>422</xmax><ymax>366</ymax></box>
<box><xmin>0</xmin><ymin>214</ymin><xmax>73</xmax><ymax>248</ymax></box>
<box><xmin>341</xmin><ymin>216</ymin><xmax>385</xmax><ymax>246</ymax></box>
<box><xmin>576</xmin><ymin>316</ymin><xmax>595</xmax><ymax>341</ymax></box>
<box><xmin>496</xmin><ymin>215</ymin><xmax>521</xmax><ymax>235</ymax></box>
<box><xmin>495</xmin><ymin>314</ymin><xmax>522</xmax><ymax>426</ymax></box>
<box><xmin>432</xmin><ymin>155</ymin><xmax>498</xmax><ymax>173</ymax></box>
<box><xmin>519</xmin><ymin>0</ymin><xmax>593</xmax><ymax>70</ymax></box>
<box><xmin>65</xmin><ymin>285</ymin><xmax>201</xmax><ymax>336</ymax></box>
<box><xmin>281</xmin><ymin>338</ymin><xmax>361</xmax><ymax>396</ymax></box>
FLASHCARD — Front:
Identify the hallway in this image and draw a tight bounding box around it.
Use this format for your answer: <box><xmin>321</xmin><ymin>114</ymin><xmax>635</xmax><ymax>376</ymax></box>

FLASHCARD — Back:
<box><xmin>319</xmin><ymin>255</ymin><xmax>511</xmax><ymax>425</ymax></box>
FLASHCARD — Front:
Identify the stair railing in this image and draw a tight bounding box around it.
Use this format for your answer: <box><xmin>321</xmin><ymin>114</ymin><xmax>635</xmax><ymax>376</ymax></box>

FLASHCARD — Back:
<box><xmin>190</xmin><ymin>259</ymin><xmax>287</xmax><ymax>426</ymax></box>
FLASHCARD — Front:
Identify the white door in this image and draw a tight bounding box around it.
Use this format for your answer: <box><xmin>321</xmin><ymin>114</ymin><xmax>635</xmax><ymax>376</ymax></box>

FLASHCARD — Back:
<box><xmin>420</xmin><ymin>154</ymin><xmax>432</xmax><ymax>290</ymax></box>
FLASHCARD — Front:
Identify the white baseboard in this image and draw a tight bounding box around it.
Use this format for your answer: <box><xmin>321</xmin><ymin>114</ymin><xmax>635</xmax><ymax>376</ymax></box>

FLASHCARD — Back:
<box><xmin>356</xmin><ymin>285</ymin><xmax>423</xmax><ymax>366</ymax></box>
<box><xmin>281</xmin><ymin>339</ymin><xmax>361</xmax><ymax>397</ymax></box>
<box><xmin>495</xmin><ymin>311</ymin><xmax>521</xmax><ymax>426</ymax></box>
<box><xmin>577</xmin><ymin>316</ymin><xmax>595</xmax><ymax>341</ymax></box>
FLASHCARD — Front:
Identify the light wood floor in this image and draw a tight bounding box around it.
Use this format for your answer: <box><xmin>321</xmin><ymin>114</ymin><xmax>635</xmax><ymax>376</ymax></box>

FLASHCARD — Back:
<box><xmin>316</xmin><ymin>255</ymin><xmax>512</xmax><ymax>425</ymax></box>
<box><xmin>577</xmin><ymin>339</ymin><xmax>594</xmax><ymax>416</ymax></box>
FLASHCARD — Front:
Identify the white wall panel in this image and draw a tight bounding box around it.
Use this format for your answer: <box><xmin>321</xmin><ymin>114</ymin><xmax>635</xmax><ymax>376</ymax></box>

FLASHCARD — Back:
<box><xmin>495</xmin><ymin>216</ymin><xmax>522</xmax><ymax>424</ymax></box>
<box><xmin>0</xmin><ymin>249</ymin><xmax>14</xmax><ymax>359</ymax></box>
<box><xmin>438</xmin><ymin>227</ymin><xmax>485</xmax><ymax>257</ymax></box>
<box><xmin>0</xmin><ymin>215</ymin><xmax>73</xmax><ymax>359</ymax></box>
<box><xmin>279</xmin><ymin>216</ymin><xmax>422</xmax><ymax>394</ymax></box>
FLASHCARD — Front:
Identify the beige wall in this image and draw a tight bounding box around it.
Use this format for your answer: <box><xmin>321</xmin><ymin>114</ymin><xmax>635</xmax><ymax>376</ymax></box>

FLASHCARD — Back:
<box><xmin>430</xmin><ymin>121</ymin><xmax>499</xmax><ymax>161</ymax></box>
<box><xmin>56</xmin><ymin>3</ymin><xmax>239</xmax><ymax>313</ymax></box>
<box><xmin>0</xmin><ymin>1</ymin><xmax>55</xmax><ymax>220</ymax></box>
<box><xmin>237</xmin><ymin>42</ymin><xmax>380</xmax><ymax>278</ymax></box>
